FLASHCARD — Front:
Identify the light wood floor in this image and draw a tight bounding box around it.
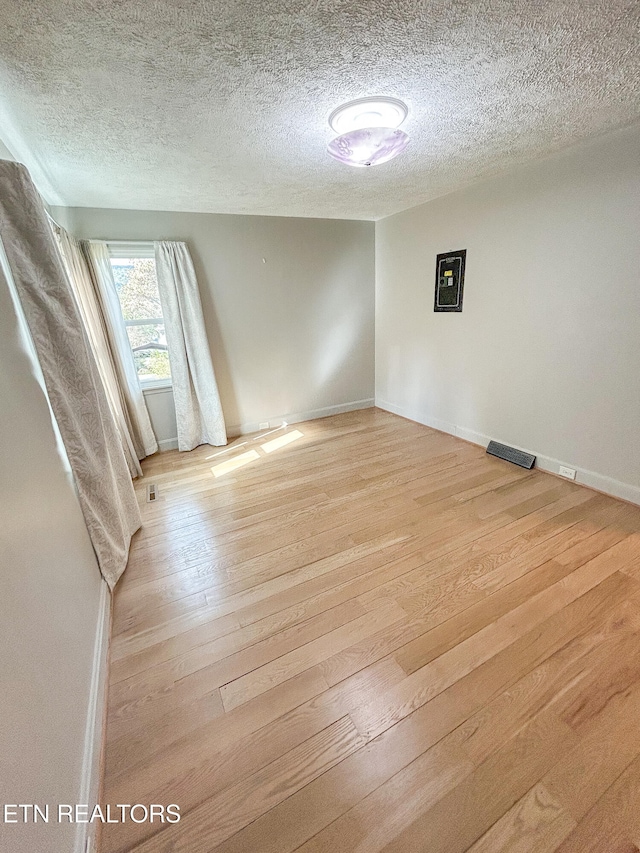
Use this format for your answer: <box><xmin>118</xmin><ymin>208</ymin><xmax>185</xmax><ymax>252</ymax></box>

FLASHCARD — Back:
<box><xmin>102</xmin><ymin>408</ymin><xmax>640</xmax><ymax>853</ymax></box>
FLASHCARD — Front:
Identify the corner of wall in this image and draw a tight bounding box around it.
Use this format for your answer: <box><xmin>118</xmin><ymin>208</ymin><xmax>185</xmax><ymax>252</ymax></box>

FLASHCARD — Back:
<box><xmin>375</xmin><ymin>397</ymin><xmax>640</xmax><ymax>506</ymax></box>
<box><xmin>74</xmin><ymin>580</ymin><xmax>111</xmax><ymax>853</ymax></box>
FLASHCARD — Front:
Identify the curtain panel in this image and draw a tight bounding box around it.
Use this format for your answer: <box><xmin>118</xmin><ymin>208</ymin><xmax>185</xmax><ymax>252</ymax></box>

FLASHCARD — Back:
<box><xmin>154</xmin><ymin>241</ymin><xmax>227</xmax><ymax>451</ymax></box>
<box><xmin>52</xmin><ymin>224</ymin><xmax>149</xmax><ymax>477</ymax></box>
<box><xmin>0</xmin><ymin>160</ymin><xmax>140</xmax><ymax>589</ymax></box>
<box><xmin>82</xmin><ymin>240</ymin><xmax>158</xmax><ymax>462</ymax></box>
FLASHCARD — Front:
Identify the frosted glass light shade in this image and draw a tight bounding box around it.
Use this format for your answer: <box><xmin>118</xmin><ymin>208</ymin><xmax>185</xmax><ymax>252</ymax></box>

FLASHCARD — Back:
<box><xmin>327</xmin><ymin>127</ymin><xmax>409</xmax><ymax>167</ymax></box>
<box><xmin>329</xmin><ymin>97</ymin><xmax>408</xmax><ymax>134</ymax></box>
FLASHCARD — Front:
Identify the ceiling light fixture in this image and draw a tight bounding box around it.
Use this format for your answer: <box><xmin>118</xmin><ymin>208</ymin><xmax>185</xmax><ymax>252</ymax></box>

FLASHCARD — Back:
<box><xmin>328</xmin><ymin>97</ymin><xmax>408</xmax><ymax>135</ymax></box>
<box><xmin>327</xmin><ymin>96</ymin><xmax>409</xmax><ymax>168</ymax></box>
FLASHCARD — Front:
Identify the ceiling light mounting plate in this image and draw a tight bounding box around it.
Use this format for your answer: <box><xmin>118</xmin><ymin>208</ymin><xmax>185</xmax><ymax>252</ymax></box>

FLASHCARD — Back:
<box><xmin>328</xmin><ymin>96</ymin><xmax>408</xmax><ymax>135</ymax></box>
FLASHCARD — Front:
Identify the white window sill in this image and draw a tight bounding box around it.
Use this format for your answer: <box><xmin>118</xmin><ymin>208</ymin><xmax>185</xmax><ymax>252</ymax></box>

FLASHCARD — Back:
<box><xmin>141</xmin><ymin>382</ymin><xmax>173</xmax><ymax>395</ymax></box>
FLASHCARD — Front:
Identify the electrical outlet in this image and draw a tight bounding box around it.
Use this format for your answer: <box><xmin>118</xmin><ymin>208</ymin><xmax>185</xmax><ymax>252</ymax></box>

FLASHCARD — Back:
<box><xmin>559</xmin><ymin>465</ymin><xmax>576</xmax><ymax>480</ymax></box>
<box><xmin>259</xmin><ymin>422</ymin><xmax>269</xmax><ymax>430</ymax></box>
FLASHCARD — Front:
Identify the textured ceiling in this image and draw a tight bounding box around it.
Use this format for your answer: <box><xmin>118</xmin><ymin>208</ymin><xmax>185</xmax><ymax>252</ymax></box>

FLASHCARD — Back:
<box><xmin>0</xmin><ymin>0</ymin><xmax>638</xmax><ymax>219</ymax></box>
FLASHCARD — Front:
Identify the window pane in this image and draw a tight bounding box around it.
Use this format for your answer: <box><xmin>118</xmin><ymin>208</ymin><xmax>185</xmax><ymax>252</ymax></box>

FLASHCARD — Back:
<box><xmin>110</xmin><ymin>258</ymin><xmax>163</xmax><ymax>321</ymax></box>
<box><xmin>125</xmin><ymin>323</ymin><xmax>171</xmax><ymax>383</ymax></box>
<box><xmin>110</xmin><ymin>256</ymin><xmax>172</xmax><ymax>383</ymax></box>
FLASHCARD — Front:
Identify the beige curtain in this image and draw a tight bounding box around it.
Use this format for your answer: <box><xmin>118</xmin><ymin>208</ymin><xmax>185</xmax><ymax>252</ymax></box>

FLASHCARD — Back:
<box><xmin>154</xmin><ymin>240</ymin><xmax>227</xmax><ymax>450</ymax></box>
<box><xmin>52</xmin><ymin>224</ymin><xmax>151</xmax><ymax>477</ymax></box>
<box><xmin>81</xmin><ymin>241</ymin><xmax>158</xmax><ymax>464</ymax></box>
<box><xmin>0</xmin><ymin>160</ymin><xmax>140</xmax><ymax>589</ymax></box>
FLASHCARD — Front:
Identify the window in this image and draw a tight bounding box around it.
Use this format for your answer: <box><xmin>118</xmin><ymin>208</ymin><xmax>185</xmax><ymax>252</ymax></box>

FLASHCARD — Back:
<box><xmin>108</xmin><ymin>245</ymin><xmax>171</xmax><ymax>388</ymax></box>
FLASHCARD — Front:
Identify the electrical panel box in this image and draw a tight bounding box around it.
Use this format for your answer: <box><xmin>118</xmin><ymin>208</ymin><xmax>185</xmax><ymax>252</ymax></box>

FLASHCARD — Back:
<box><xmin>434</xmin><ymin>249</ymin><xmax>466</xmax><ymax>312</ymax></box>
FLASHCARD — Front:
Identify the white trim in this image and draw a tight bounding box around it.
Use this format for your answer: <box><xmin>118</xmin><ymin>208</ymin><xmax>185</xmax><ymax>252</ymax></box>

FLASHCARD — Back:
<box><xmin>226</xmin><ymin>398</ymin><xmax>375</xmax><ymax>438</ymax></box>
<box><xmin>124</xmin><ymin>317</ymin><xmax>164</xmax><ymax>327</ymax></box>
<box><xmin>141</xmin><ymin>379</ymin><xmax>173</xmax><ymax>393</ymax></box>
<box><xmin>154</xmin><ymin>398</ymin><xmax>375</xmax><ymax>451</ymax></box>
<box><xmin>375</xmin><ymin>397</ymin><xmax>640</xmax><ymax>506</ymax></box>
<box><xmin>74</xmin><ymin>580</ymin><xmax>111</xmax><ymax>853</ymax></box>
<box><xmin>105</xmin><ymin>240</ymin><xmax>155</xmax><ymax>258</ymax></box>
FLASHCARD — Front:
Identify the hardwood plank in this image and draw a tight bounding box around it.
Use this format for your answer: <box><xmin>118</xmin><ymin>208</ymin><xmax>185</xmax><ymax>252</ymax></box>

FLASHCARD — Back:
<box><xmin>351</xmin><ymin>541</ymin><xmax>640</xmax><ymax>741</ymax></box>
<box><xmin>115</xmin><ymin>531</ymin><xmax>412</xmax><ymax>637</ymax></box>
<box><xmin>111</xmin><ymin>610</ymin><xmax>239</xmax><ymax>663</ymax></box>
<box><xmin>113</xmin><ymin>534</ymin><xmax>414</xmax><ymax>677</ymax></box>
<box><xmin>543</xmin><ymin>634</ymin><xmax>640</xmax><ymax>822</ymax></box>
<box><xmin>106</xmin><ymin>666</ymin><xmax>328</xmax><ymax>782</ymax></box>
<box><xmin>393</xmin><ymin>525</ymin><xmax>635</xmax><ymax>678</ymax></box>
<box><xmin>319</xmin><ymin>496</ymin><xmax>600</xmax><ymax>686</ymax></box>
<box><xmin>294</xmin><ymin>737</ymin><xmax>473</xmax><ymax>853</ymax></box>
<box><xmin>212</xmin><ymin>726</ymin><xmax>464</xmax><ymax>853</ymax></box>
<box><xmin>105</xmin><ymin>686</ymin><xmax>228</xmax><ymax>781</ymax></box>
<box><xmin>109</xmin><ymin>598</ymin><xmax>367</xmax><ymax>704</ymax></box>
<box><xmin>551</xmin><ymin>753</ymin><xmax>640</xmax><ymax>853</ymax></box>
<box><xmin>378</xmin><ymin>710</ymin><xmax>577</xmax><ymax>853</ymax></box>
<box><xmin>219</xmin><ymin>599</ymin><xmax>406</xmax><ymax>710</ymax></box>
<box><xmin>358</xmin><ymin>494</ymin><xmax>602</xmax><ymax>612</ymax></box>
<box><xmin>106</xmin><ymin>658</ymin><xmax>404</xmax><ymax>807</ymax></box>
<box><xmin>125</xmin><ymin>717</ymin><xmax>364</xmax><ymax>853</ymax></box>
<box><xmin>465</xmin><ymin>784</ymin><xmax>576</xmax><ymax>853</ymax></box>
<box><xmin>100</xmin><ymin>409</ymin><xmax>640</xmax><ymax>853</ymax></box>
<box><xmin>224</xmin><ymin>594</ymin><xmax>635</xmax><ymax>853</ymax></box>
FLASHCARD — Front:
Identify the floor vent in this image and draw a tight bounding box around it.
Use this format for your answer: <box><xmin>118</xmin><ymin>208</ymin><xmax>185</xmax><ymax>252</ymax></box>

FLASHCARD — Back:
<box><xmin>146</xmin><ymin>483</ymin><xmax>158</xmax><ymax>502</ymax></box>
<box><xmin>486</xmin><ymin>441</ymin><xmax>536</xmax><ymax>470</ymax></box>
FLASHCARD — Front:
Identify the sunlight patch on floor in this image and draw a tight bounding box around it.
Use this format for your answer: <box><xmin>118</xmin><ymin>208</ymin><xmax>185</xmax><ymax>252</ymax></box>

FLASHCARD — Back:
<box><xmin>211</xmin><ymin>449</ymin><xmax>260</xmax><ymax>477</ymax></box>
<box><xmin>209</xmin><ymin>429</ymin><xmax>305</xmax><ymax>478</ymax></box>
<box><xmin>261</xmin><ymin>429</ymin><xmax>304</xmax><ymax>454</ymax></box>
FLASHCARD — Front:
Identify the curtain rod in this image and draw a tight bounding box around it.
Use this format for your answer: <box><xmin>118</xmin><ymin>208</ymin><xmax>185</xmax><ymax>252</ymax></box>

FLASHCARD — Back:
<box><xmin>101</xmin><ymin>239</ymin><xmax>155</xmax><ymax>246</ymax></box>
<box><xmin>46</xmin><ymin>210</ymin><xmax>63</xmax><ymax>230</ymax></box>
<box><xmin>44</xmin><ymin>219</ymin><xmax>156</xmax><ymax>248</ymax></box>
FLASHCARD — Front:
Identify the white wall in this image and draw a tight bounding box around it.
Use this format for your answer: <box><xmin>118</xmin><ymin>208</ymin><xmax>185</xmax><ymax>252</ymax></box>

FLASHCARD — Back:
<box><xmin>0</xmin><ymin>141</ymin><xmax>15</xmax><ymax>160</ymax></box>
<box><xmin>143</xmin><ymin>385</ymin><xmax>178</xmax><ymax>451</ymax></box>
<box><xmin>376</xmin><ymin>123</ymin><xmax>640</xmax><ymax>503</ymax></box>
<box><xmin>53</xmin><ymin>208</ymin><xmax>376</xmax><ymax>442</ymax></box>
<box><xmin>0</xmin><ymin>255</ymin><xmax>107</xmax><ymax>852</ymax></box>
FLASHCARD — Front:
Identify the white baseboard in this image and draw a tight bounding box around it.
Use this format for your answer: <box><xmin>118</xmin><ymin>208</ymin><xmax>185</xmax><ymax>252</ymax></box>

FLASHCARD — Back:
<box><xmin>157</xmin><ymin>398</ymin><xmax>376</xmax><ymax>449</ymax></box>
<box><xmin>376</xmin><ymin>397</ymin><xmax>640</xmax><ymax>506</ymax></box>
<box><xmin>75</xmin><ymin>580</ymin><xmax>111</xmax><ymax>853</ymax></box>
<box><xmin>227</xmin><ymin>398</ymin><xmax>375</xmax><ymax>438</ymax></box>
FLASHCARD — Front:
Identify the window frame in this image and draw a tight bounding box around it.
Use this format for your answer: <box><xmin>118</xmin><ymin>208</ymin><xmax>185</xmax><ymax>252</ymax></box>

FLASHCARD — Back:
<box><xmin>106</xmin><ymin>242</ymin><xmax>172</xmax><ymax>391</ymax></box>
